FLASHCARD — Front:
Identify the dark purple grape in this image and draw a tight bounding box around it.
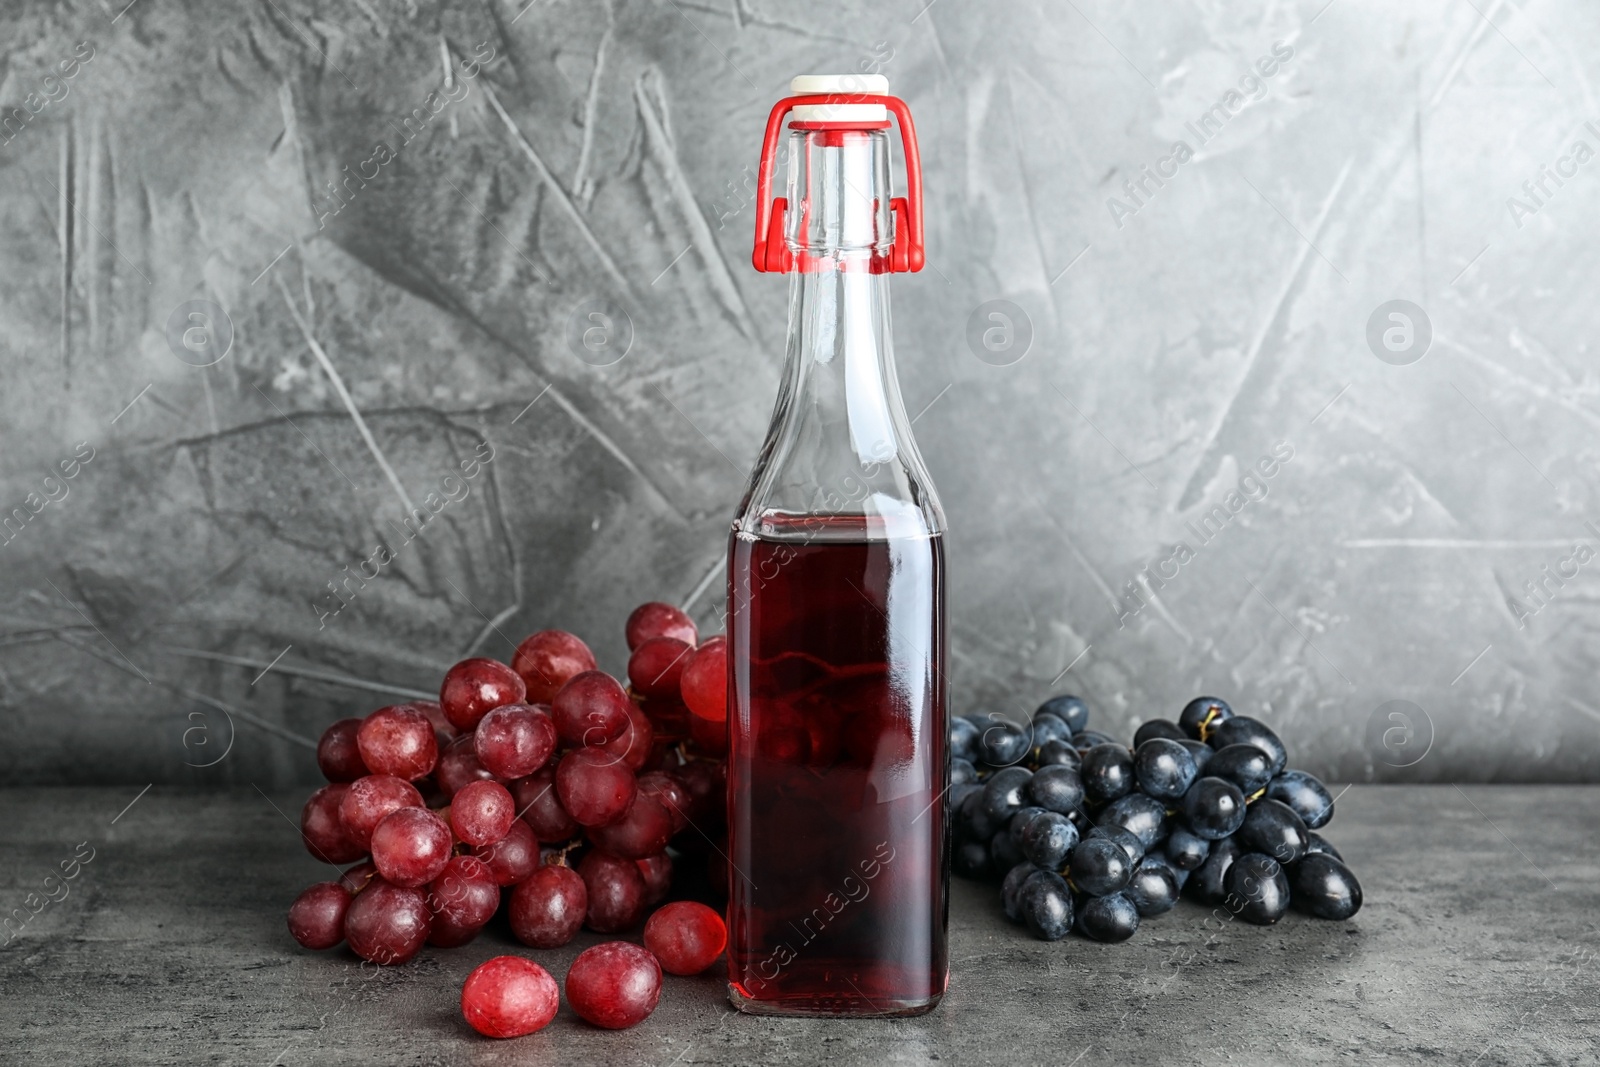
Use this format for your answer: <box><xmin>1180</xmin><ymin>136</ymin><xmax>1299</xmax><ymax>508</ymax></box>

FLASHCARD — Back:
<box><xmin>1001</xmin><ymin>862</ymin><xmax>1038</xmax><ymax>922</ymax></box>
<box><xmin>951</xmin><ymin>757</ymin><xmax>979</xmax><ymax>785</ymax></box>
<box><xmin>1237</xmin><ymin>798</ymin><xmax>1309</xmax><ymax>865</ymax></box>
<box><xmin>1019</xmin><ymin>870</ymin><xmax>1074</xmax><ymax>941</ymax></box>
<box><xmin>1008</xmin><ymin>806</ymin><xmax>1048</xmax><ymax>849</ymax></box>
<box><xmin>1186</xmin><ymin>836</ymin><xmax>1242</xmax><ymax>904</ymax></box>
<box><xmin>990</xmin><ymin>829</ymin><xmax>1025</xmax><ymax>871</ymax></box>
<box><xmin>1132</xmin><ymin>738</ymin><xmax>1198</xmax><ymax>800</ymax></box>
<box><xmin>1069</xmin><ymin>836</ymin><xmax>1132</xmax><ymax>897</ymax></box>
<box><xmin>1179</xmin><ymin>777</ymin><xmax>1247</xmax><ymax>840</ymax></box>
<box><xmin>1224</xmin><ymin>852</ymin><xmax>1291</xmax><ymax>924</ymax></box>
<box><xmin>1304</xmin><ymin>831</ymin><xmax>1342</xmax><ymax>862</ymax></box>
<box><xmin>981</xmin><ymin>766</ymin><xmax>1034</xmax><ymax>822</ymax></box>
<box><xmin>1071</xmin><ymin>729</ymin><xmax>1118</xmax><ymax>755</ymax></box>
<box><xmin>1076</xmin><ymin>891</ymin><xmax>1139</xmax><ymax>942</ymax></box>
<box><xmin>1206</xmin><ymin>744</ymin><xmax>1275</xmax><ymax>795</ymax></box>
<box><xmin>1035</xmin><ymin>739</ymin><xmax>1080</xmax><ymax>768</ymax></box>
<box><xmin>1178</xmin><ymin>738</ymin><xmax>1213</xmax><ymax>775</ymax></box>
<box><xmin>1127</xmin><ymin>858</ymin><xmax>1180</xmax><ymax>916</ymax></box>
<box><xmin>954</xmin><ymin>839</ymin><xmax>991</xmax><ymax>878</ymax></box>
<box><xmin>1029</xmin><ymin>712</ymin><xmax>1073</xmax><ymax>747</ymax></box>
<box><xmin>1099</xmin><ymin>793</ymin><xmax>1169</xmax><ymax>849</ymax></box>
<box><xmin>1142</xmin><ymin>850</ymin><xmax>1188</xmax><ymax>891</ymax></box>
<box><xmin>1089</xmin><ymin>824</ymin><xmax>1144</xmax><ymax>866</ymax></box>
<box><xmin>1020</xmin><ymin>811</ymin><xmax>1078</xmax><ymax>870</ymax></box>
<box><xmin>1290</xmin><ymin>853</ymin><xmax>1362</xmax><ymax>919</ymax></box>
<box><xmin>949</xmin><ymin>783</ymin><xmax>983</xmax><ymax>825</ymax></box>
<box><xmin>1164</xmin><ymin>825</ymin><xmax>1211</xmax><ymax>871</ymax></box>
<box><xmin>1178</xmin><ymin>696</ymin><xmax>1233</xmax><ymax>741</ymax></box>
<box><xmin>1034</xmin><ymin>694</ymin><xmax>1089</xmax><ymax>734</ymax></box>
<box><xmin>958</xmin><ymin>788</ymin><xmax>1000</xmax><ymax>843</ymax></box>
<box><xmin>976</xmin><ymin>717</ymin><xmax>1033</xmax><ymax>767</ymax></box>
<box><xmin>1267</xmin><ymin>770</ymin><xmax>1335</xmax><ymax>829</ymax></box>
<box><xmin>1027</xmin><ymin>764</ymin><xmax>1085</xmax><ymax>814</ymax></box>
<box><xmin>1080</xmin><ymin>744</ymin><xmax>1134</xmax><ymax>805</ymax></box>
<box><xmin>949</xmin><ymin>716</ymin><xmax>981</xmax><ymax>764</ymax></box>
<box><xmin>1133</xmin><ymin>719</ymin><xmax>1186</xmax><ymax>747</ymax></box>
<box><xmin>1207</xmin><ymin>716</ymin><xmax>1287</xmax><ymax>775</ymax></box>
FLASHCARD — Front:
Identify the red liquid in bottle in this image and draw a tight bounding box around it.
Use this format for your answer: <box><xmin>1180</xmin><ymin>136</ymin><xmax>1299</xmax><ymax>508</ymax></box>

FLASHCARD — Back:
<box><xmin>727</xmin><ymin>515</ymin><xmax>948</xmax><ymax>1016</ymax></box>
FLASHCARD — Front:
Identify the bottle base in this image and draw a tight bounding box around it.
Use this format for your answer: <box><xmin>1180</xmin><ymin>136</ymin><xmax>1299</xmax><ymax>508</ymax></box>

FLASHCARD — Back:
<box><xmin>727</xmin><ymin>983</ymin><xmax>944</xmax><ymax>1018</ymax></box>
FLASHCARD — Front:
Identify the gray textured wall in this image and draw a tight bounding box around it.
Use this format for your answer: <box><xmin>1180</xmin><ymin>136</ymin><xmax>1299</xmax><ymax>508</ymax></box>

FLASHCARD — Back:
<box><xmin>2</xmin><ymin>0</ymin><xmax>1597</xmax><ymax>787</ymax></box>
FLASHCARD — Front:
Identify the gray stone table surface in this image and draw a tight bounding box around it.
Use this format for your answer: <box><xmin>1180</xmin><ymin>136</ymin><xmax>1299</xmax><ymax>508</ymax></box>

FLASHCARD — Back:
<box><xmin>1</xmin><ymin>785</ymin><xmax>1597</xmax><ymax>1066</ymax></box>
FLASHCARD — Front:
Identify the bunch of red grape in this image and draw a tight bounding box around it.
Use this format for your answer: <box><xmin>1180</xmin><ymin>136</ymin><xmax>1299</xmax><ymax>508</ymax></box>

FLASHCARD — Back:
<box><xmin>287</xmin><ymin>602</ymin><xmax>732</xmax><ymax>1033</ymax></box>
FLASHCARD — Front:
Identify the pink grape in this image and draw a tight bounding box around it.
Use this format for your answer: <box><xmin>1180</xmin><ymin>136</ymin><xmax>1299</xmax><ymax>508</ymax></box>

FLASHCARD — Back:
<box><xmin>449</xmin><ymin>780</ymin><xmax>516</xmax><ymax>847</ymax></box>
<box><xmin>288</xmin><ymin>882</ymin><xmax>351</xmax><ymax>950</ymax></box>
<box><xmin>474</xmin><ymin>703</ymin><xmax>557</xmax><ymax>779</ymax></box>
<box><xmin>370</xmin><ymin>807</ymin><xmax>453</xmax><ymax>888</ymax></box>
<box><xmin>565</xmin><ymin>941</ymin><xmax>662</xmax><ymax>1029</ymax></box>
<box><xmin>556</xmin><ymin>748</ymin><xmax>637</xmax><ymax>828</ymax></box>
<box><xmin>460</xmin><ymin>956</ymin><xmax>559</xmax><ymax>1038</ymax></box>
<box><xmin>357</xmin><ymin>704</ymin><xmax>439</xmax><ymax>780</ymax></box>
<box><xmin>343</xmin><ymin>878</ymin><xmax>431</xmax><ymax>965</ymax></box>
<box><xmin>512</xmin><ymin>630</ymin><xmax>596</xmax><ymax>703</ymax></box>
<box><xmin>439</xmin><ymin>658</ymin><xmax>526</xmax><ymax>732</ymax></box>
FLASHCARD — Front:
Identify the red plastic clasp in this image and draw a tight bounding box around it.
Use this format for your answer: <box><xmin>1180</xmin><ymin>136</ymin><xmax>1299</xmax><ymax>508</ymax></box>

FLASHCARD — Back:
<box><xmin>751</xmin><ymin>94</ymin><xmax>925</xmax><ymax>274</ymax></box>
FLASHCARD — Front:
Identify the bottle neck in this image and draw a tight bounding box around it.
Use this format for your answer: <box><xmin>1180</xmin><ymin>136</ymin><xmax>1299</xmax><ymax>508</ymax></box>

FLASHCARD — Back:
<box><xmin>785</xmin><ymin>126</ymin><xmax>895</xmax><ymax>272</ymax></box>
<box><xmin>735</xmin><ymin>128</ymin><xmax>943</xmax><ymax>542</ymax></box>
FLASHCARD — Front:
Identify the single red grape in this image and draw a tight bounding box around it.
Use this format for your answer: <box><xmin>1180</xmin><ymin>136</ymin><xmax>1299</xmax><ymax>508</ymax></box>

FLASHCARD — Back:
<box><xmin>474</xmin><ymin>703</ymin><xmax>557</xmax><ymax>779</ymax></box>
<box><xmin>439</xmin><ymin>658</ymin><xmax>526</xmax><ymax>732</ymax></box>
<box><xmin>510</xmin><ymin>770</ymin><xmax>580</xmax><ymax>843</ymax></box>
<box><xmin>578</xmin><ymin>850</ymin><xmax>647</xmax><ymax>933</ymax></box>
<box><xmin>450</xmin><ymin>780</ymin><xmax>515</xmax><ymax>847</ymax></box>
<box><xmin>460</xmin><ymin>956</ymin><xmax>560</xmax><ymax>1039</ymax></box>
<box><xmin>339</xmin><ymin>860</ymin><xmax>378</xmax><ymax>895</ymax></box>
<box><xmin>512</xmin><ymin>629</ymin><xmax>597</xmax><ymax>703</ymax></box>
<box><xmin>587</xmin><ymin>794</ymin><xmax>674</xmax><ymax>860</ymax></box>
<box><xmin>371</xmin><ymin>806</ymin><xmax>453</xmax><ymax>888</ymax></box>
<box><xmin>595</xmin><ymin>700</ymin><xmax>655</xmax><ymax>772</ymax></box>
<box><xmin>473</xmin><ymin>819</ymin><xmax>539</xmax><ymax>886</ymax></box>
<box><xmin>644</xmin><ymin>901</ymin><xmax>727</xmax><ymax>975</ymax></box>
<box><xmin>344</xmin><ymin>877</ymin><xmax>431</xmax><ymax>965</ymax></box>
<box><xmin>624</xmin><ymin>601</ymin><xmax>698</xmax><ymax>650</ymax></box>
<box><xmin>673</xmin><ymin>759</ymin><xmax>726</xmax><ymax>826</ymax></box>
<box><xmin>680</xmin><ymin>638</ymin><xmax>727</xmax><ymax>722</ymax></box>
<box><xmin>301</xmin><ymin>783</ymin><xmax>365</xmax><ymax>864</ymax></box>
<box><xmin>425</xmin><ymin>855</ymin><xmax>500</xmax><ymax>946</ymax></box>
<box><xmin>636</xmin><ymin>853</ymin><xmax>672</xmax><ymax>907</ymax></box>
<box><xmin>637</xmin><ymin>772</ymin><xmax>690</xmax><ymax>834</ymax></box>
<box><xmin>288</xmin><ymin>882</ymin><xmax>351</xmax><ymax>950</ymax></box>
<box><xmin>434</xmin><ymin>734</ymin><xmax>503</xmax><ymax>800</ymax></box>
<box><xmin>565</xmin><ymin>941</ymin><xmax>662</xmax><ymax>1029</ymax></box>
<box><xmin>556</xmin><ymin>748</ymin><xmax>638</xmax><ymax>828</ymax></box>
<box><xmin>551</xmin><ymin>671</ymin><xmax>632</xmax><ymax>747</ymax></box>
<box><xmin>357</xmin><ymin>704</ymin><xmax>439</xmax><ymax>780</ymax></box>
<box><xmin>626</xmin><ymin>637</ymin><xmax>695</xmax><ymax>700</ymax></box>
<box><xmin>317</xmin><ymin>718</ymin><xmax>369</xmax><ymax>782</ymax></box>
<box><xmin>508</xmin><ymin>863</ymin><xmax>587</xmax><ymax>948</ymax></box>
<box><xmin>338</xmin><ymin>774</ymin><xmax>424</xmax><ymax>851</ymax></box>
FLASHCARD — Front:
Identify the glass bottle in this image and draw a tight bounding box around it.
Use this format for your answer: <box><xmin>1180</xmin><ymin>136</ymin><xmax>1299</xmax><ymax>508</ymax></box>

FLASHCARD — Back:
<box><xmin>726</xmin><ymin>75</ymin><xmax>948</xmax><ymax>1017</ymax></box>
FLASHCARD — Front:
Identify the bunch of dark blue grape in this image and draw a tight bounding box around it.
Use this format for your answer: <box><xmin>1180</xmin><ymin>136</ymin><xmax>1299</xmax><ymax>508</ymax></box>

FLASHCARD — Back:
<box><xmin>949</xmin><ymin>695</ymin><xmax>1363</xmax><ymax>942</ymax></box>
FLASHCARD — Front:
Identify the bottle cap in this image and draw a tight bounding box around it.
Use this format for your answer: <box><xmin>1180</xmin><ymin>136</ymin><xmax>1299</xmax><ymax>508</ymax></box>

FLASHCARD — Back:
<box><xmin>789</xmin><ymin>74</ymin><xmax>889</xmax><ymax>123</ymax></box>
